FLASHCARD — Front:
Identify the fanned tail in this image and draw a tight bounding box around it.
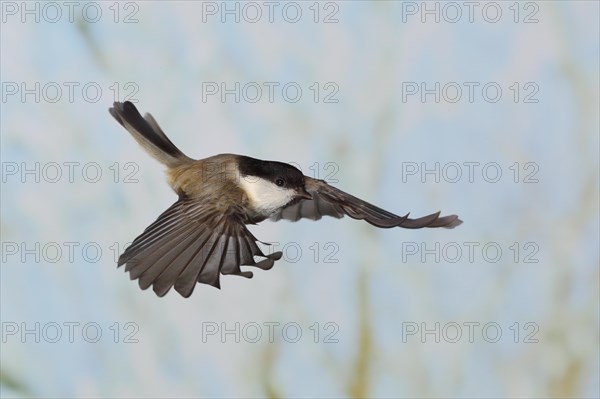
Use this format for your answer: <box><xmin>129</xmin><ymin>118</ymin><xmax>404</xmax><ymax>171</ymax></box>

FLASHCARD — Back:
<box><xmin>109</xmin><ymin>101</ymin><xmax>193</xmax><ymax>167</ymax></box>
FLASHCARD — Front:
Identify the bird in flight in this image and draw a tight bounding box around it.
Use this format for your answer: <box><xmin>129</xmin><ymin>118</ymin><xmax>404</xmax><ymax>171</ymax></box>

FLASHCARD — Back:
<box><xmin>109</xmin><ymin>101</ymin><xmax>462</xmax><ymax>297</ymax></box>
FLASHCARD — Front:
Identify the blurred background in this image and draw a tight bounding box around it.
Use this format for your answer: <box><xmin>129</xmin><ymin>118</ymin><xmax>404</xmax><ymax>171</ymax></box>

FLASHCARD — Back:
<box><xmin>1</xmin><ymin>1</ymin><xmax>598</xmax><ymax>398</ymax></box>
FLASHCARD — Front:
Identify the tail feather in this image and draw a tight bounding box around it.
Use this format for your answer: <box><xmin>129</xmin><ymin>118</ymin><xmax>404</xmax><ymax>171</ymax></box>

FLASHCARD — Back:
<box><xmin>109</xmin><ymin>101</ymin><xmax>193</xmax><ymax>167</ymax></box>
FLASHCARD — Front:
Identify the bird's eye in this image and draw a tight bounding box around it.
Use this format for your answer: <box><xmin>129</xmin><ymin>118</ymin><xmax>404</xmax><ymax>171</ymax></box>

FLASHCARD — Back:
<box><xmin>275</xmin><ymin>178</ymin><xmax>285</xmax><ymax>187</ymax></box>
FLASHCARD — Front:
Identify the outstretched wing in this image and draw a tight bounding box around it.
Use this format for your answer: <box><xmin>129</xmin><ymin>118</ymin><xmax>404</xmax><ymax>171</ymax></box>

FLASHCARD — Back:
<box><xmin>119</xmin><ymin>198</ymin><xmax>282</xmax><ymax>297</ymax></box>
<box><xmin>270</xmin><ymin>177</ymin><xmax>462</xmax><ymax>229</ymax></box>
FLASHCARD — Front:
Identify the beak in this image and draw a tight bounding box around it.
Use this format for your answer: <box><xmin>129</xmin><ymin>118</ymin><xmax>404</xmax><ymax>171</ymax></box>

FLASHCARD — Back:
<box><xmin>296</xmin><ymin>188</ymin><xmax>312</xmax><ymax>200</ymax></box>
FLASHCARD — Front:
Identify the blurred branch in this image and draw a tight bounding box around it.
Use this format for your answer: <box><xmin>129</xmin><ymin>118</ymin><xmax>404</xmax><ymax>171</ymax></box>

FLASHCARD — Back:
<box><xmin>75</xmin><ymin>16</ymin><xmax>109</xmax><ymax>73</ymax></box>
<box><xmin>260</xmin><ymin>341</ymin><xmax>282</xmax><ymax>399</ymax></box>
<box><xmin>1</xmin><ymin>368</ymin><xmax>33</xmax><ymax>397</ymax></box>
<box><xmin>545</xmin><ymin>4</ymin><xmax>599</xmax><ymax>398</ymax></box>
<box><xmin>346</xmin><ymin>102</ymin><xmax>395</xmax><ymax>397</ymax></box>
<box><xmin>549</xmin><ymin>358</ymin><xmax>584</xmax><ymax>398</ymax></box>
<box><xmin>347</xmin><ymin>268</ymin><xmax>373</xmax><ymax>399</ymax></box>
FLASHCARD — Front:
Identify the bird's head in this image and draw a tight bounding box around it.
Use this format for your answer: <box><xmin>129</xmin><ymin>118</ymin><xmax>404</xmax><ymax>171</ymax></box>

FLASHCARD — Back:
<box><xmin>237</xmin><ymin>156</ymin><xmax>312</xmax><ymax>215</ymax></box>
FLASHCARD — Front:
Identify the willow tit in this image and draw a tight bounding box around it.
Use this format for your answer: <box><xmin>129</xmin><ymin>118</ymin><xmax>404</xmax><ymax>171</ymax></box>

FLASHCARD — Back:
<box><xmin>109</xmin><ymin>101</ymin><xmax>462</xmax><ymax>297</ymax></box>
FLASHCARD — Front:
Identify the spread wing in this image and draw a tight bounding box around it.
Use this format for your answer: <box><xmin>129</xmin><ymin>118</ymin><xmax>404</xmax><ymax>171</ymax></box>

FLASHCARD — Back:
<box><xmin>118</xmin><ymin>197</ymin><xmax>282</xmax><ymax>297</ymax></box>
<box><xmin>270</xmin><ymin>177</ymin><xmax>462</xmax><ymax>229</ymax></box>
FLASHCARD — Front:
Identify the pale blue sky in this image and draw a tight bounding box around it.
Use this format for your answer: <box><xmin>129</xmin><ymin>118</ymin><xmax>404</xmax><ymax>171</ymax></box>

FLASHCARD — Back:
<box><xmin>1</xmin><ymin>1</ymin><xmax>598</xmax><ymax>397</ymax></box>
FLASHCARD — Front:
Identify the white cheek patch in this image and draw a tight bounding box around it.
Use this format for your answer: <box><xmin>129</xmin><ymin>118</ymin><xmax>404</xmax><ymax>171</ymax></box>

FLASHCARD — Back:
<box><xmin>238</xmin><ymin>176</ymin><xmax>294</xmax><ymax>215</ymax></box>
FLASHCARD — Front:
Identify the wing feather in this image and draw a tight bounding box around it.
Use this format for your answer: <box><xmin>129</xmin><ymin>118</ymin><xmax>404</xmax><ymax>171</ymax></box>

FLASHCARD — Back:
<box><xmin>270</xmin><ymin>177</ymin><xmax>462</xmax><ymax>229</ymax></box>
<box><xmin>118</xmin><ymin>198</ymin><xmax>283</xmax><ymax>297</ymax></box>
